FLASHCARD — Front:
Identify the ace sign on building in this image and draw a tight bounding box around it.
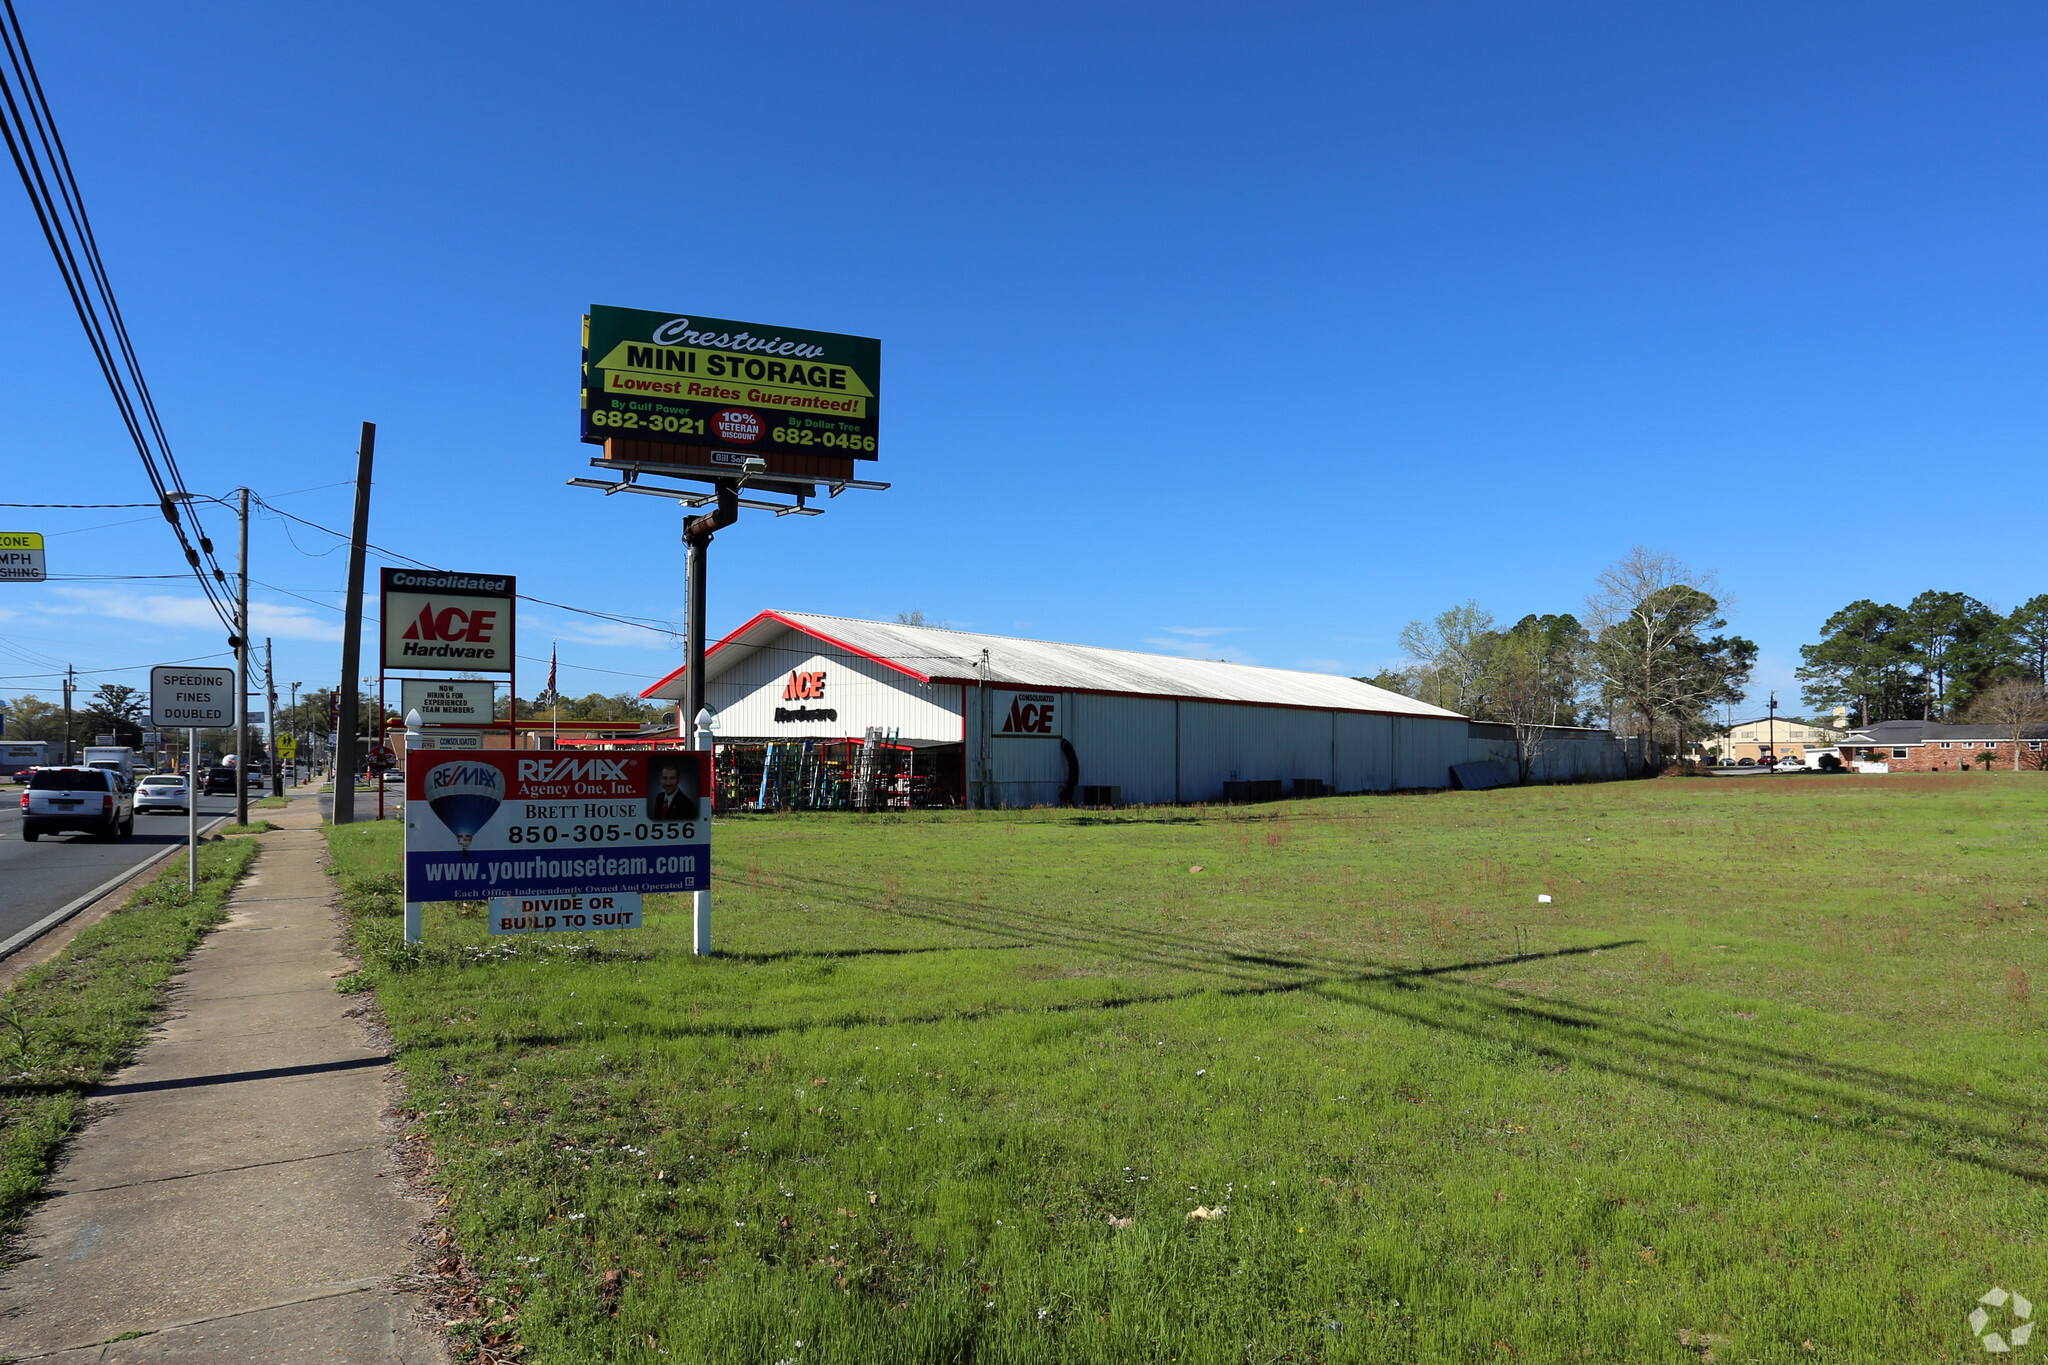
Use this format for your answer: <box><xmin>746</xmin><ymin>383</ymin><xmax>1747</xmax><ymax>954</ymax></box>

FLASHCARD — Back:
<box><xmin>381</xmin><ymin>569</ymin><xmax>515</xmax><ymax>673</ymax></box>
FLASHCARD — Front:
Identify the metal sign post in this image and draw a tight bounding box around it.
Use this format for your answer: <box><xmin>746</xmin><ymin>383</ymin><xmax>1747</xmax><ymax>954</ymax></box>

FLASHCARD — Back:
<box><xmin>187</xmin><ymin>727</ymin><xmax>198</xmax><ymax>894</ymax></box>
<box><xmin>148</xmin><ymin>665</ymin><xmax>232</xmax><ymax>897</ymax></box>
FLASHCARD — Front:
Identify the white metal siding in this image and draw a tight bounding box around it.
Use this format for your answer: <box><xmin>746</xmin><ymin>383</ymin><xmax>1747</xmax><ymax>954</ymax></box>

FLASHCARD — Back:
<box><xmin>1335</xmin><ymin>712</ymin><xmax>1394</xmax><ymax>791</ymax></box>
<box><xmin>707</xmin><ymin>635</ymin><xmax>962</xmax><ymax>744</ymax></box>
<box><xmin>1066</xmin><ymin>694</ymin><xmax>1179</xmax><ymax>804</ymax></box>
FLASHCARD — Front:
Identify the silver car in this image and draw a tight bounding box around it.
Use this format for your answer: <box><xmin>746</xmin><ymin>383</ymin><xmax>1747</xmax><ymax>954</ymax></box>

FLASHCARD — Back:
<box><xmin>134</xmin><ymin>773</ymin><xmax>191</xmax><ymax>814</ymax></box>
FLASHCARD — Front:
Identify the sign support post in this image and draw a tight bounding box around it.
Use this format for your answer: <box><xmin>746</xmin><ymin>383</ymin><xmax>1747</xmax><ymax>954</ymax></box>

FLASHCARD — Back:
<box><xmin>403</xmin><ymin>711</ymin><xmax>423</xmax><ymax>942</ymax></box>
<box><xmin>186</xmin><ymin>727</ymin><xmax>198</xmax><ymax>895</ymax></box>
<box><xmin>150</xmin><ymin>665</ymin><xmax>232</xmax><ymax>896</ymax></box>
<box><xmin>693</xmin><ymin>706</ymin><xmax>714</xmax><ymax>955</ymax></box>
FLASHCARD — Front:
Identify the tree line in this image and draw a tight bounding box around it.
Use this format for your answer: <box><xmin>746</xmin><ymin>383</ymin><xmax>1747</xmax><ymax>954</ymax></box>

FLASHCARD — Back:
<box><xmin>1365</xmin><ymin>547</ymin><xmax>1756</xmax><ymax>773</ymax></box>
<box><xmin>1797</xmin><ymin>592</ymin><xmax>2048</xmax><ymax>724</ymax></box>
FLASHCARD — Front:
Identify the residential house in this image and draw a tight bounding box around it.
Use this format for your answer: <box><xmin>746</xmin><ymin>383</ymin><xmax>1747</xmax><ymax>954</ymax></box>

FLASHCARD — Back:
<box><xmin>1838</xmin><ymin>719</ymin><xmax>2048</xmax><ymax>773</ymax></box>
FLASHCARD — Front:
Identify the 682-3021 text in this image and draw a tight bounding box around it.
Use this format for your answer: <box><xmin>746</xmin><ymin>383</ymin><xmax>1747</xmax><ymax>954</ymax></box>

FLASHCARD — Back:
<box><xmin>506</xmin><ymin>822</ymin><xmax>695</xmax><ymax>845</ymax></box>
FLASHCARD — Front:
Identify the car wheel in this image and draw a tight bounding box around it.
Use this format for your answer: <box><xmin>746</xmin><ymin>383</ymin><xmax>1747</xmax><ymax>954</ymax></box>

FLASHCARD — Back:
<box><xmin>22</xmin><ymin>827</ymin><xmax>38</xmax><ymax>842</ymax></box>
<box><xmin>121</xmin><ymin>815</ymin><xmax>135</xmax><ymax>837</ymax></box>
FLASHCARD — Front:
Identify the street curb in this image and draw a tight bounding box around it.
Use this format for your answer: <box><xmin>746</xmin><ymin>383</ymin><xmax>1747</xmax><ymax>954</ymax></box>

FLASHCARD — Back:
<box><xmin>0</xmin><ymin>816</ymin><xmax>231</xmax><ymax>961</ymax></box>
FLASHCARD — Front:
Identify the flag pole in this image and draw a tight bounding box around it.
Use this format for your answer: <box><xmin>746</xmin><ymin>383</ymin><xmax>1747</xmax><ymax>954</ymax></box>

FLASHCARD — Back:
<box><xmin>549</xmin><ymin>641</ymin><xmax>559</xmax><ymax>750</ymax></box>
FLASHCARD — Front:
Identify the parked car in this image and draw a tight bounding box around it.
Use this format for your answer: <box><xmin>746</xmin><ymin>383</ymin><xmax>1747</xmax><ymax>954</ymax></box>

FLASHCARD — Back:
<box><xmin>20</xmin><ymin>767</ymin><xmax>132</xmax><ymax>841</ymax></box>
<box><xmin>203</xmin><ymin>766</ymin><xmax>240</xmax><ymax>795</ymax></box>
<box><xmin>1737</xmin><ymin>757</ymin><xmax>1755</xmax><ymax>766</ymax></box>
<box><xmin>134</xmin><ymin>773</ymin><xmax>191</xmax><ymax>814</ymax></box>
<box><xmin>1773</xmin><ymin>757</ymin><xmax>1806</xmax><ymax>773</ymax></box>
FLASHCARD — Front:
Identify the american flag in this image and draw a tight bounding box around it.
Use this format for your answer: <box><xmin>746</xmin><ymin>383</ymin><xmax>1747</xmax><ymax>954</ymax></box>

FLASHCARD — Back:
<box><xmin>546</xmin><ymin>643</ymin><xmax>557</xmax><ymax>699</ymax></box>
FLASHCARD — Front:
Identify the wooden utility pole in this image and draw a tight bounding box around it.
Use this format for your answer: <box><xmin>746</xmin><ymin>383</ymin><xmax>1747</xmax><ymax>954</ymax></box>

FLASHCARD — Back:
<box><xmin>335</xmin><ymin>423</ymin><xmax>374</xmax><ymax>824</ymax></box>
<box><xmin>236</xmin><ymin>487</ymin><xmax>251</xmax><ymax>826</ymax></box>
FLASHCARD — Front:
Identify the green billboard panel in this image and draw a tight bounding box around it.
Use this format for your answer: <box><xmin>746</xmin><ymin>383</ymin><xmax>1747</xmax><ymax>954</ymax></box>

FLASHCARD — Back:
<box><xmin>582</xmin><ymin>305</ymin><xmax>880</xmax><ymax>461</ymax></box>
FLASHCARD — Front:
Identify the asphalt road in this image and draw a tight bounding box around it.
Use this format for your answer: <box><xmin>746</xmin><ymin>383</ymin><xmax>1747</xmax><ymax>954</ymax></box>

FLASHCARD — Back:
<box><xmin>0</xmin><ymin>791</ymin><xmax>238</xmax><ymax>950</ymax></box>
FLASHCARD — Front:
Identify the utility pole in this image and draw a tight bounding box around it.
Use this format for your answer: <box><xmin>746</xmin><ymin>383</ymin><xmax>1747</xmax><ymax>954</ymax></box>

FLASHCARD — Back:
<box><xmin>1767</xmin><ymin>691</ymin><xmax>1778</xmax><ymax>772</ymax></box>
<box><xmin>266</xmin><ymin>639</ymin><xmax>282</xmax><ymax>798</ymax></box>
<box><xmin>289</xmin><ymin>681</ymin><xmax>300</xmax><ymax>787</ymax></box>
<box><xmin>62</xmin><ymin>664</ymin><xmax>73</xmax><ymax>764</ymax></box>
<box><xmin>335</xmin><ymin>422</ymin><xmax>374</xmax><ymax>824</ymax></box>
<box><xmin>236</xmin><ymin>487</ymin><xmax>251</xmax><ymax>826</ymax></box>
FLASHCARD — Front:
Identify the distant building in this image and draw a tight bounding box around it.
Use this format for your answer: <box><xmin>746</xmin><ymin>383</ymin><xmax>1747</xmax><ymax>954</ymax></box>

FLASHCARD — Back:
<box><xmin>1840</xmin><ymin>720</ymin><xmax>2048</xmax><ymax>772</ymax></box>
<box><xmin>1701</xmin><ymin>708</ymin><xmax>1848</xmax><ymax>764</ymax></box>
<box><xmin>639</xmin><ymin>610</ymin><xmax>1641</xmax><ymax>809</ymax></box>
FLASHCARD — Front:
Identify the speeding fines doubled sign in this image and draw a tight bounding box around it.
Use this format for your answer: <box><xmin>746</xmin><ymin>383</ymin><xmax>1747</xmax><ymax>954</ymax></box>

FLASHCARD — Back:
<box><xmin>404</xmin><ymin>749</ymin><xmax>710</xmax><ymax>936</ymax></box>
<box><xmin>581</xmin><ymin>305</ymin><xmax>881</xmax><ymax>460</ymax></box>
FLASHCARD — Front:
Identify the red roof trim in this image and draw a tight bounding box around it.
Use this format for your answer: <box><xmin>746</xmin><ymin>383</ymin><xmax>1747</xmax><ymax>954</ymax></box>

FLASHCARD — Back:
<box><xmin>639</xmin><ymin>611</ymin><xmax>933</xmax><ymax>700</ymax></box>
<box><xmin>927</xmin><ymin>676</ymin><xmax>1464</xmax><ymax>722</ymax></box>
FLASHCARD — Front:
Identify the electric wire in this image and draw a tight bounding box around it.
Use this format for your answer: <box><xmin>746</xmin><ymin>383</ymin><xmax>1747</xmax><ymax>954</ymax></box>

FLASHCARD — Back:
<box><xmin>0</xmin><ymin>1</ymin><xmax>234</xmax><ymax>629</ymax></box>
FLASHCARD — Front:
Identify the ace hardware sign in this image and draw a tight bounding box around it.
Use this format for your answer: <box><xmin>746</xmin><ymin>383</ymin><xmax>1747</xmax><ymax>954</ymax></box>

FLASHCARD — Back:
<box><xmin>581</xmin><ymin>305</ymin><xmax>881</xmax><ymax>460</ymax></box>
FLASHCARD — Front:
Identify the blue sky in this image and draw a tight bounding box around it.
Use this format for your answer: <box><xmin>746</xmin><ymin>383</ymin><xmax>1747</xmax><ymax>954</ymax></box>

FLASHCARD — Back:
<box><xmin>1</xmin><ymin>2</ymin><xmax>2043</xmax><ymax>725</ymax></box>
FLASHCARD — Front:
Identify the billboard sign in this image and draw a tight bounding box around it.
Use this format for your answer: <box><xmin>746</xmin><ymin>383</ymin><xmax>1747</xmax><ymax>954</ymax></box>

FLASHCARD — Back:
<box><xmin>381</xmin><ymin>569</ymin><xmax>515</xmax><ymax>674</ymax></box>
<box><xmin>149</xmin><ymin>665</ymin><xmax>235</xmax><ymax>728</ymax></box>
<box><xmin>0</xmin><ymin>532</ymin><xmax>45</xmax><ymax>582</ymax></box>
<box><xmin>403</xmin><ymin>749</ymin><xmax>710</xmax><ymax>903</ymax></box>
<box><xmin>582</xmin><ymin>305</ymin><xmax>880</xmax><ymax>461</ymax></box>
<box><xmin>401</xmin><ymin>678</ymin><xmax>496</xmax><ymax>725</ymax></box>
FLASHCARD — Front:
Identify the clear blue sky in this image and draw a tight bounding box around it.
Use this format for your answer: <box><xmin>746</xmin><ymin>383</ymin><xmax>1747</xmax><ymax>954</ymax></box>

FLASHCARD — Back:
<box><xmin>2</xmin><ymin>2</ymin><xmax>2042</xmax><ymax>726</ymax></box>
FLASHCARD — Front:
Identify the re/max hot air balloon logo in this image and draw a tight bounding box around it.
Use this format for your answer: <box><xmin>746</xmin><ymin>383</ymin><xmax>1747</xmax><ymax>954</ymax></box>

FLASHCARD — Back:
<box><xmin>426</xmin><ymin>761</ymin><xmax>504</xmax><ymax>855</ymax></box>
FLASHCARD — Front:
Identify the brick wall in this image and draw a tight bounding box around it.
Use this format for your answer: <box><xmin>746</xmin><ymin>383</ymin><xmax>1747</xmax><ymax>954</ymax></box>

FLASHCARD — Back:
<box><xmin>1857</xmin><ymin>741</ymin><xmax>2048</xmax><ymax>773</ymax></box>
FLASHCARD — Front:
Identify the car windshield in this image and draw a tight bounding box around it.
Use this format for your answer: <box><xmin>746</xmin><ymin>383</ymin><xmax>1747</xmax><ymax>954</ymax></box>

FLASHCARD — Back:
<box><xmin>140</xmin><ymin>776</ymin><xmax>182</xmax><ymax>786</ymax></box>
<box><xmin>29</xmin><ymin>769</ymin><xmax>109</xmax><ymax>792</ymax></box>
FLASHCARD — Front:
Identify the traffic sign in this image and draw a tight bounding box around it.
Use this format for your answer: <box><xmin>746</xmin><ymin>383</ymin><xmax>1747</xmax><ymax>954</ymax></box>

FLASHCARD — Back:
<box><xmin>0</xmin><ymin>532</ymin><xmax>45</xmax><ymax>582</ymax></box>
<box><xmin>149</xmin><ymin>665</ymin><xmax>235</xmax><ymax>728</ymax></box>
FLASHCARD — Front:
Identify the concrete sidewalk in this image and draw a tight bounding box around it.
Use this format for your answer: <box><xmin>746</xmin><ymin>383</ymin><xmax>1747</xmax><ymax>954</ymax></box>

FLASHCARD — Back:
<box><xmin>0</xmin><ymin>792</ymin><xmax>443</xmax><ymax>1363</ymax></box>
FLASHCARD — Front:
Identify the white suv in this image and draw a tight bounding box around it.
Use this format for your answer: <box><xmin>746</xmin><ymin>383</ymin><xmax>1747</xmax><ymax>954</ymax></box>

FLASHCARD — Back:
<box><xmin>21</xmin><ymin>767</ymin><xmax>134</xmax><ymax>841</ymax></box>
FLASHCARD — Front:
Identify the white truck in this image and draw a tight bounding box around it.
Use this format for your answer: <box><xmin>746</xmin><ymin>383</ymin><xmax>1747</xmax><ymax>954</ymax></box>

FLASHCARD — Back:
<box><xmin>81</xmin><ymin>745</ymin><xmax>137</xmax><ymax>781</ymax></box>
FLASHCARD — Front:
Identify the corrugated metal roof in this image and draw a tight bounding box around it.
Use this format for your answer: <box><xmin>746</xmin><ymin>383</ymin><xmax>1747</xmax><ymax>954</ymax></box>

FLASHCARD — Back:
<box><xmin>645</xmin><ymin>610</ymin><xmax>1464</xmax><ymax>719</ymax></box>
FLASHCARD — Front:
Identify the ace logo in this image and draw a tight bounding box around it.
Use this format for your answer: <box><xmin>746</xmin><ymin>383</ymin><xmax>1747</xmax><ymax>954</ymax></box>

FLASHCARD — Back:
<box><xmin>781</xmin><ymin>670</ymin><xmax>827</xmax><ymax>701</ymax></box>
<box><xmin>998</xmin><ymin>693</ymin><xmax>1059</xmax><ymax>737</ymax></box>
<box><xmin>401</xmin><ymin>603</ymin><xmax>498</xmax><ymax>644</ymax></box>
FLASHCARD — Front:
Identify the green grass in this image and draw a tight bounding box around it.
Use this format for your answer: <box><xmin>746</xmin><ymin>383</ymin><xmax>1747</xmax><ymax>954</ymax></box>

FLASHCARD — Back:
<box><xmin>0</xmin><ymin>835</ymin><xmax>259</xmax><ymax>1234</ymax></box>
<box><xmin>325</xmin><ymin>774</ymin><xmax>2048</xmax><ymax>1364</ymax></box>
<box><xmin>254</xmin><ymin>795</ymin><xmax>291</xmax><ymax>810</ymax></box>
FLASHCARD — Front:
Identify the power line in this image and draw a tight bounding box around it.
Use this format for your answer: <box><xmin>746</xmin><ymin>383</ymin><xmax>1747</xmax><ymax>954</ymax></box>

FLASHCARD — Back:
<box><xmin>251</xmin><ymin>499</ymin><xmax>685</xmax><ymax>640</ymax></box>
<box><xmin>0</xmin><ymin>1</ymin><xmax>234</xmax><ymax>631</ymax></box>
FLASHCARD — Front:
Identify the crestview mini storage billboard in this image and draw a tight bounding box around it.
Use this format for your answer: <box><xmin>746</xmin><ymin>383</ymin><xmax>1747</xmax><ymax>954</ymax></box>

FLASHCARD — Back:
<box><xmin>404</xmin><ymin>750</ymin><xmax>711</xmax><ymax>902</ymax></box>
<box><xmin>581</xmin><ymin>305</ymin><xmax>880</xmax><ymax>460</ymax></box>
<box><xmin>381</xmin><ymin>569</ymin><xmax>515</xmax><ymax>674</ymax></box>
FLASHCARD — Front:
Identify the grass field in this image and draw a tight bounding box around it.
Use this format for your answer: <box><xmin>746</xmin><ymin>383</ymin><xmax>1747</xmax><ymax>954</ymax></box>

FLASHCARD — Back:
<box><xmin>0</xmin><ymin>834</ymin><xmax>258</xmax><ymax>1236</ymax></box>
<box><xmin>326</xmin><ymin>774</ymin><xmax>2048</xmax><ymax>1364</ymax></box>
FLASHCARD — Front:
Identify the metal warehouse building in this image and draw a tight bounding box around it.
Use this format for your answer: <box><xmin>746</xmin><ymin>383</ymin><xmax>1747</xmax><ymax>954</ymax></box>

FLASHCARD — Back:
<box><xmin>641</xmin><ymin>611</ymin><xmax>1628</xmax><ymax>810</ymax></box>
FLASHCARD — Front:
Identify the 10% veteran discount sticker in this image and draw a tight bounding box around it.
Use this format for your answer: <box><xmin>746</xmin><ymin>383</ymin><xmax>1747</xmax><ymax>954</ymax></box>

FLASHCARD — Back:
<box><xmin>403</xmin><ymin>750</ymin><xmax>710</xmax><ymax>935</ymax></box>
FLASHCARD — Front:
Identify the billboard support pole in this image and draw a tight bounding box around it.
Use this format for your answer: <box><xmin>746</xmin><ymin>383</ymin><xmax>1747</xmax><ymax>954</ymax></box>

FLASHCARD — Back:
<box><xmin>335</xmin><ymin>422</ymin><xmax>375</xmax><ymax>825</ymax></box>
<box><xmin>683</xmin><ymin>485</ymin><xmax>735</xmax><ymax>958</ymax></box>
